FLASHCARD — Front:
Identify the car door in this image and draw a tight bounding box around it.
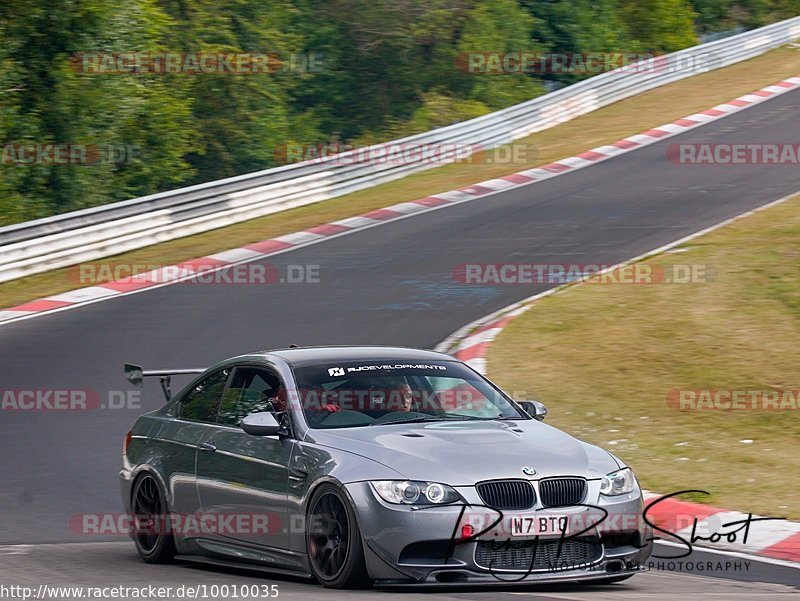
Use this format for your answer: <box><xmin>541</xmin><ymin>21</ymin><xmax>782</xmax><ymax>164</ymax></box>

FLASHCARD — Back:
<box><xmin>164</xmin><ymin>367</ymin><xmax>231</xmax><ymax>517</ymax></box>
<box><xmin>195</xmin><ymin>364</ymin><xmax>293</xmax><ymax>554</ymax></box>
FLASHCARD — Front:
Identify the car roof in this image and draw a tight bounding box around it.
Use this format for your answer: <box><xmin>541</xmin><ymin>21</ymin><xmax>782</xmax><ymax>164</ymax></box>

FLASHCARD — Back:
<box><xmin>261</xmin><ymin>345</ymin><xmax>456</xmax><ymax>367</ymax></box>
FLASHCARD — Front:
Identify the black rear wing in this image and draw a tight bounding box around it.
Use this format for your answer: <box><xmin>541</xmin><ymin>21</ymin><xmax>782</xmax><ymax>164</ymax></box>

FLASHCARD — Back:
<box><xmin>124</xmin><ymin>363</ymin><xmax>205</xmax><ymax>401</ymax></box>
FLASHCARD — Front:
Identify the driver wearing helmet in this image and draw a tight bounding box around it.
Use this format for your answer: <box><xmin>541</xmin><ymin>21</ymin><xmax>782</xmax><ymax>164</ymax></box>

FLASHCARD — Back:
<box><xmin>317</xmin><ymin>376</ymin><xmax>415</xmax><ymax>413</ymax></box>
<box><xmin>371</xmin><ymin>377</ymin><xmax>414</xmax><ymax>412</ymax></box>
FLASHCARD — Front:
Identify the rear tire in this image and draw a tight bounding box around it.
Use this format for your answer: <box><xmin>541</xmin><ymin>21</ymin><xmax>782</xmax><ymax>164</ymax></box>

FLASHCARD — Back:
<box><xmin>131</xmin><ymin>474</ymin><xmax>176</xmax><ymax>564</ymax></box>
<box><xmin>306</xmin><ymin>483</ymin><xmax>371</xmax><ymax>589</ymax></box>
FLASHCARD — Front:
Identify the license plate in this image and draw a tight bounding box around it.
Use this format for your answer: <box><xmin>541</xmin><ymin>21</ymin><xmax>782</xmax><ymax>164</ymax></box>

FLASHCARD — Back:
<box><xmin>509</xmin><ymin>514</ymin><xmax>568</xmax><ymax>536</ymax></box>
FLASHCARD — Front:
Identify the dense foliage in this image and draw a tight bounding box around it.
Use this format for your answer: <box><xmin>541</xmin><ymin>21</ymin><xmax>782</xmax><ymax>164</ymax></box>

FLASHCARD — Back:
<box><xmin>0</xmin><ymin>0</ymin><xmax>796</xmax><ymax>224</ymax></box>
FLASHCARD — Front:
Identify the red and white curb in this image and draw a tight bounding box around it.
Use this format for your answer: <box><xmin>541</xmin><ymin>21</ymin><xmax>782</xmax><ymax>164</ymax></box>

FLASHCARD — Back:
<box><xmin>642</xmin><ymin>491</ymin><xmax>800</xmax><ymax>565</ymax></box>
<box><xmin>1</xmin><ymin>76</ymin><xmax>799</xmax><ymax>326</ymax></box>
<box><xmin>435</xmin><ymin>189</ymin><xmax>800</xmax><ymax>565</ymax></box>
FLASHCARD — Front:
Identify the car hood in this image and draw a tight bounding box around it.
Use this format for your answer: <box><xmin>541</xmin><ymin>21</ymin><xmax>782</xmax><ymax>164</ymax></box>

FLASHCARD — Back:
<box><xmin>306</xmin><ymin>419</ymin><xmax>618</xmax><ymax>484</ymax></box>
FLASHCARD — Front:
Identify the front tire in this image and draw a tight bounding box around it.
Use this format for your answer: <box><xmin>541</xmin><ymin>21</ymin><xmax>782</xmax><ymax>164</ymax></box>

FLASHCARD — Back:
<box><xmin>131</xmin><ymin>473</ymin><xmax>176</xmax><ymax>563</ymax></box>
<box><xmin>306</xmin><ymin>483</ymin><xmax>371</xmax><ymax>589</ymax></box>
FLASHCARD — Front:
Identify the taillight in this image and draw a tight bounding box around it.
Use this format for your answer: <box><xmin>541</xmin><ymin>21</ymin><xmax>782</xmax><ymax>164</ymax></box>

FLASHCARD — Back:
<box><xmin>123</xmin><ymin>430</ymin><xmax>133</xmax><ymax>456</ymax></box>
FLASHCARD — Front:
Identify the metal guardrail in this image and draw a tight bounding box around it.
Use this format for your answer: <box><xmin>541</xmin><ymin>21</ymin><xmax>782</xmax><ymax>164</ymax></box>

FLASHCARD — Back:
<box><xmin>2</xmin><ymin>16</ymin><xmax>799</xmax><ymax>283</ymax></box>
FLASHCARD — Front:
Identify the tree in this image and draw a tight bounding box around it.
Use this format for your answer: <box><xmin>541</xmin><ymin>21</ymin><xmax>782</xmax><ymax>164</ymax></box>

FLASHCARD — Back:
<box><xmin>457</xmin><ymin>0</ymin><xmax>546</xmax><ymax>109</ymax></box>
<box><xmin>0</xmin><ymin>0</ymin><xmax>196</xmax><ymax>223</ymax></box>
<box><xmin>618</xmin><ymin>0</ymin><xmax>699</xmax><ymax>53</ymax></box>
<box><xmin>157</xmin><ymin>0</ymin><xmax>305</xmax><ymax>181</ymax></box>
<box><xmin>1</xmin><ymin>0</ymin><xmax>795</xmax><ymax>226</ymax></box>
<box><xmin>525</xmin><ymin>0</ymin><xmax>633</xmax><ymax>85</ymax></box>
<box><xmin>293</xmin><ymin>0</ymin><xmax>475</xmax><ymax>140</ymax></box>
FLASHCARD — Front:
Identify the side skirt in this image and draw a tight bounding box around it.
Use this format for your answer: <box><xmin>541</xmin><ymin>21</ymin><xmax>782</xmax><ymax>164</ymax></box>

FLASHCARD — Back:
<box><xmin>173</xmin><ymin>554</ymin><xmax>313</xmax><ymax>580</ymax></box>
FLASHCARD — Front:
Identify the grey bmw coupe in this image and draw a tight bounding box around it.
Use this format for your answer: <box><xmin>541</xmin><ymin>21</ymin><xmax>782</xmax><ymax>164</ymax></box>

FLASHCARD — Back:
<box><xmin>121</xmin><ymin>346</ymin><xmax>653</xmax><ymax>588</ymax></box>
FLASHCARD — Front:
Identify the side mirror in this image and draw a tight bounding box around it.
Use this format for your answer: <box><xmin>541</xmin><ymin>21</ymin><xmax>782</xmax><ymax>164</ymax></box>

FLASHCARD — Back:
<box><xmin>241</xmin><ymin>412</ymin><xmax>281</xmax><ymax>436</ymax></box>
<box><xmin>518</xmin><ymin>400</ymin><xmax>548</xmax><ymax>421</ymax></box>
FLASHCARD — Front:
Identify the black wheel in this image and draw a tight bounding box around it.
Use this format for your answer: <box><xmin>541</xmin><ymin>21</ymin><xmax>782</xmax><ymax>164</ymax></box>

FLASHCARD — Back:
<box><xmin>306</xmin><ymin>484</ymin><xmax>370</xmax><ymax>589</ymax></box>
<box><xmin>131</xmin><ymin>474</ymin><xmax>176</xmax><ymax>563</ymax></box>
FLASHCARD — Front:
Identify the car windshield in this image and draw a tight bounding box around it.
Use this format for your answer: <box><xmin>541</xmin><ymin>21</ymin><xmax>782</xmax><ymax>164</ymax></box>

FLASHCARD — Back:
<box><xmin>291</xmin><ymin>359</ymin><xmax>526</xmax><ymax>429</ymax></box>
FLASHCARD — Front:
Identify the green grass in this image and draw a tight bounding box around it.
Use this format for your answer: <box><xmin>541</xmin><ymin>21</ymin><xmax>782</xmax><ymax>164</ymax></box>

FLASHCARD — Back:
<box><xmin>3</xmin><ymin>46</ymin><xmax>800</xmax><ymax>309</ymax></box>
<box><xmin>487</xmin><ymin>195</ymin><xmax>800</xmax><ymax>520</ymax></box>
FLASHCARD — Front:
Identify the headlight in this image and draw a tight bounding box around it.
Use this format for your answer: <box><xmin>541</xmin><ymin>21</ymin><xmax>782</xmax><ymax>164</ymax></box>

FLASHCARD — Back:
<box><xmin>371</xmin><ymin>480</ymin><xmax>462</xmax><ymax>505</ymax></box>
<box><xmin>600</xmin><ymin>468</ymin><xmax>636</xmax><ymax>496</ymax></box>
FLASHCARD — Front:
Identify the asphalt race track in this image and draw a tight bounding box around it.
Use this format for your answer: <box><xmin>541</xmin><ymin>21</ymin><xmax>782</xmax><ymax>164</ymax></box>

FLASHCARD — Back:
<box><xmin>1</xmin><ymin>88</ymin><xmax>799</xmax><ymax>594</ymax></box>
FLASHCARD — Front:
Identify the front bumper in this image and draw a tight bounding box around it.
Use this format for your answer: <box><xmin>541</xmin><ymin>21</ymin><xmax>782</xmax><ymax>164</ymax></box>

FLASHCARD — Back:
<box><xmin>345</xmin><ymin>480</ymin><xmax>653</xmax><ymax>585</ymax></box>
